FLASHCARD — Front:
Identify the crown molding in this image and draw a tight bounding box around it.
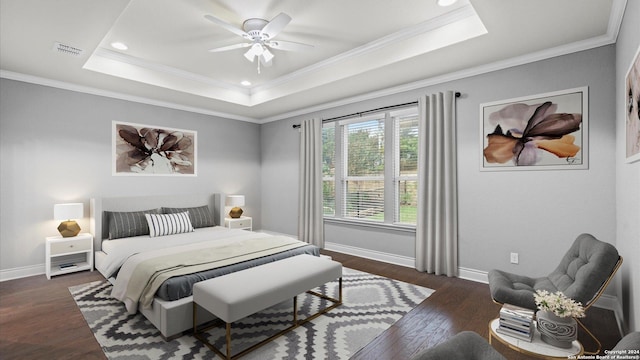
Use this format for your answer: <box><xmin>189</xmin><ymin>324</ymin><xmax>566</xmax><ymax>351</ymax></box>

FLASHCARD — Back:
<box><xmin>0</xmin><ymin>70</ymin><xmax>260</xmax><ymax>123</ymax></box>
<box><xmin>261</xmin><ymin>32</ymin><xmax>619</xmax><ymax>124</ymax></box>
<box><xmin>607</xmin><ymin>0</ymin><xmax>627</xmax><ymax>40</ymax></box>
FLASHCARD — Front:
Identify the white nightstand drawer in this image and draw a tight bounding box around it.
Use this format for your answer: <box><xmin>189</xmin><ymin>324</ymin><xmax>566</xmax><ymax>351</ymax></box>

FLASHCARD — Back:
<box><xmin>228</xmin><ymin>219</ymin><xmax>250</xmax><ymax>229</ymax></box>
<box><xmin>225</xmin><ymin>217</ymin><xmax>252</xmax><ymax>231</ymax></box>
<box><xmin>49</xmin><ymin>237</ymin><xmax>91</xmax><ymax>255</ymax></box>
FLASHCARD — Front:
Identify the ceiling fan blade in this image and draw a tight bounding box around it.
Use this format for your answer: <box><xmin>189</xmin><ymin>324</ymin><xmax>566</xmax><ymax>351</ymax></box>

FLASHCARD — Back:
<box><xmin>267</xmin><ymin>40</ymin><xmax>313</xmax><ymax>52</ymax></box>
<box><xmin>260</xmin><ymin>12</ymin><xmax>291</xmax><ymax>39</ymax></box>
<box><xmin>204</xmin><ymin>14</ymin><xmax>250</xmax><ymax>40</ymax></box>
<box><xmin>208</xmin><ymin>43</ymin><xmax>251</xmax><ymax>52</ymax></box>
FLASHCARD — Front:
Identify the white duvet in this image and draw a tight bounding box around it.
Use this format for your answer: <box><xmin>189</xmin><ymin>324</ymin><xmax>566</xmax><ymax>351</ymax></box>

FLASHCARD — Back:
<box><xmin>98</xmin><ymin>226</ymin><xmax>274</xmax><ymax>279</ymax></box>
<box><xmin>110</xmin><ymin>234</ymin><xmax>307</xmax><ymax>314</ymax></box>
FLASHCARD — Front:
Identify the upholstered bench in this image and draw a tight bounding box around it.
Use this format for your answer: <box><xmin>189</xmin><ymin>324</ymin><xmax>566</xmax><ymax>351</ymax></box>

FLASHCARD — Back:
<box><xmin>193</xmin><ymin>254</ymin><xmax>343</xmax><ymax>360</ymax></box>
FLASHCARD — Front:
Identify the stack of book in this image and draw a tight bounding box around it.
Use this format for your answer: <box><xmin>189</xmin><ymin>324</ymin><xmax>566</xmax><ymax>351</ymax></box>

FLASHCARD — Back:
<box><xmin>497</xmin><ymin>303</ymin><xmax>534</xmax><ymax>341</ymax></box>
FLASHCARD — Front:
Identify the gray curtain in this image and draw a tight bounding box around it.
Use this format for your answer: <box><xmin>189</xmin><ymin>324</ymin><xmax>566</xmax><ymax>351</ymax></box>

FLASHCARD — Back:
<box><xmin>415</xmin><ymin>91</ymin><xmax>458</xmax><ymax>276</ymax></box>
<box><xmin>298</xmin><ymin>118</ymin><xmax>324</xmax><ymax>247</ymax></box>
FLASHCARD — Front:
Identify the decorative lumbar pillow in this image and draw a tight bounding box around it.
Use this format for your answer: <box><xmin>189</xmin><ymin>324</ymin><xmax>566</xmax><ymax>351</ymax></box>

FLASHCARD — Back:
<box><xmin>145</xmin><ymin>211</ymin><xmax>194</xmax><ymax>237</ymax></box>
<box><xmin>162</xmin><ymin>205</ymin><xmax>215</xmax><ymax>228</ymax></box>
<box><xmin>107</xmin><ymin>209</ymin><xmax>160</xmax><ymax>239</ymax></box>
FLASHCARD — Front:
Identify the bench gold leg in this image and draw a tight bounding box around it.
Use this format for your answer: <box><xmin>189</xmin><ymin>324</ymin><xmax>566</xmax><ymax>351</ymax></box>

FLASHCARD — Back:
<box><xmin>226</xmin><ymin>323</ymin><xmax>231</xmax><ymax>360</ymax></box>
<box><xmin>193</xmin><ymin>302</ymin><xmax>197</xmax><ymax>334</ymax></box>
<box><xmin>293</xmin><ymin>296</ymin><xmax>298</xmax><ymax>325</ymax></box>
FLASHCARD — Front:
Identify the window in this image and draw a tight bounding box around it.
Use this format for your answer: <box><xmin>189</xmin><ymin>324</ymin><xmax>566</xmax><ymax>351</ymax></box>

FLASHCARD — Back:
<box><xmin>322</xmin><ymin>106</ymin><xmax>419</xmax><ymax>226</ymax></box>
<box><xmin>395</xmin><ymin>112</ymin><xmax>419</xmax><ymax>224</ymax></box>
<box><xmin>322</xmin><ymin>123</ymin><xmax>336</xmax><ymax>216</ymax></box>
<box><xmin>345</xmin><ymin>118</ymin><xmax>385</xmax><ymax>220</ymax></box>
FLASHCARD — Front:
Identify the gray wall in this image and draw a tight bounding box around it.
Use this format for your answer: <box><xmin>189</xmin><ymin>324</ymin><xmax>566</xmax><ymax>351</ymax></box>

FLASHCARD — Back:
<box><xmin>261</xmin><ymin>45</ymin><xmax>617</xmax><ymax>280</ymax></box>
<box><xmin>1</xmin><ymin>13</ymin><xmax>636</xmax><ymax>332</ymax></box>
<box><xmin>615</xmin><ymin>0</ymin><xmax>640</xmax><ymax>333</ymax></box>
<box><xmin>0</xmin><ymin>80</ymin><xmax>262</xmax><ymax>272</ymax></box>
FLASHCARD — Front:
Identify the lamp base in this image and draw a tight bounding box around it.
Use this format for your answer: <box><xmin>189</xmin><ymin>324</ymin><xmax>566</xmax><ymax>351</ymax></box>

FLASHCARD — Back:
<box><xmin>58</xmin><ymin>220</ymin><xmax>81</xmax><ymax>237</ymax></box>
<box><xmin>229</xmin><ymin>207</ymin><xmax>243</xmax><ymax>219</ymax></box>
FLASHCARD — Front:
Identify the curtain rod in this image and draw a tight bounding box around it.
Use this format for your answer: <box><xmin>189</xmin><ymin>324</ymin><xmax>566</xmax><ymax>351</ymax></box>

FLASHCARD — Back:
<box><xmin>292</xmin><ymin>92</ymin><xmax>461</xmax><ymax>129</ymax></box>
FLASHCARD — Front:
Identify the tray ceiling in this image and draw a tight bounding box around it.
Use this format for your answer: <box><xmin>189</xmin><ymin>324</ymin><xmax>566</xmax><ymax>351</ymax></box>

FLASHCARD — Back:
<box><xmin>0</xmin><ymin>0</ymin><xmax>622</xmax><ymax>122</ymax></box>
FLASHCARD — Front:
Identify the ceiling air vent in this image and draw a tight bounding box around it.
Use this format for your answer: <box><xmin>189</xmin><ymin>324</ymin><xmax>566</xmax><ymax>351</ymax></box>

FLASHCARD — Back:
<box><xmin>52</xmin><ymin>42</ymin><xmax>84</xmax><ymax>57</ymax></box>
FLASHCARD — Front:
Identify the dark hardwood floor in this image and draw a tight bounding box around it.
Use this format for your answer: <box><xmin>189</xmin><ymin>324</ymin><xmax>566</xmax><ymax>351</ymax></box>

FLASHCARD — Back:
<box><xmin>0</xmin><ymin>250</ymin><xmax>622</xmax><ymax>360</ymax></box>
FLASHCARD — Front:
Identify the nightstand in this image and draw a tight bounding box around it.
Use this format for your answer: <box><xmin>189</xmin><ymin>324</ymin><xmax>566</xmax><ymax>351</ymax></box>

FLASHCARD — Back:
<box><xmin>45</xmin><ymin>232</ymin><xmax>93</xmax><ymax>279</ymax></box>
<box><xmin>224</xmin><ymin>216</ymin><xmax>252</xmax><ymax>231</ymax></box>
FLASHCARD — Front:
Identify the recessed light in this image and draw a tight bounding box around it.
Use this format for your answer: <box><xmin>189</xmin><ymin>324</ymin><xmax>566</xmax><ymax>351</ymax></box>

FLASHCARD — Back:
<box><xmin>437</xmin><ymin>0</ymin><xmax>458</xmax><ymax>6</ymax></box>
<box><xmin>241</xmin><ymin>80</ymin><xmax>251</xmax><ymax>86</ymax></box>
<box><xmin>110</xmin><ymin>42</ymin><xmax>128</xmax><ymax>50</ymax></box>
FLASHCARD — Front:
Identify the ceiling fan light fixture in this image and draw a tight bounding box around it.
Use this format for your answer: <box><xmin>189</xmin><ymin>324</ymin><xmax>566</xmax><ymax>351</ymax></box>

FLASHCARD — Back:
<box><xmin>262</xmin><ymin>48</ymin><xmax>274</xmax><ymax>63</ymax></box>
<box><xmin>205</xmin><ymin>12</ymin><xmax>311</xmax><ymax>73</ymax></box>
<box><xmin>244</xmin><ymin>50</ymin><xmax>256</xmax><ymax>62</ymax></box>
<box><xmin>244</xmin><ymin>43</ymin><xmax>264</xmax><ymax>62</ymax></box>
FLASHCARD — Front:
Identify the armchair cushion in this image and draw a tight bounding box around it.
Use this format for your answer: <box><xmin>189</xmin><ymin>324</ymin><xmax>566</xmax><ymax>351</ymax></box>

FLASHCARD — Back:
<box><xmin>488</xmin><ymin>270</ymin><xmax>554</xmax><ymax>310</ymax></box>
<box><xmin>410</xmin><ymin>331</ymin><xmax>506</xmax><ymax>360</ymax></box>
<box><xmin>488</xmin><ymin>233</ymin><xmax>619</xmax><ymax>310</ymax></box>
<box><xmin>547</xmin><ymin>233</ymin><xmax>619</xmax><ymax>306</ymax></box>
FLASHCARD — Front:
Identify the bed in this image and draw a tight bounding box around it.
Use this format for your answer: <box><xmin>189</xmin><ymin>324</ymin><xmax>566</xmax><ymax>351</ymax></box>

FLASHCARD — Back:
<box><xmin>90</xmin><ymin>193</ymin><xmax>319</xmax><ymax>340</ymax></box>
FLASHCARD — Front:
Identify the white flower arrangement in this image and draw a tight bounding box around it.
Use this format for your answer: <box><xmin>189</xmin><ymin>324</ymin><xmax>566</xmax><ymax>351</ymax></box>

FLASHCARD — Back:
<box><xmin>533</xmin><ymin>290</ymin><xmax>586</xmax><ymax>318</ymax></box>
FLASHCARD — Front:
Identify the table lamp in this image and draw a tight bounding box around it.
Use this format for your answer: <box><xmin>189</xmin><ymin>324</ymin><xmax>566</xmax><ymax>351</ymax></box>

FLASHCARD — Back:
<box><xmin>225</xmin><ymin>195</ymin><xmax>245</xmax><ymax>218</ymax></box>
<box><xmin>54</xmin><ymin>203</ymin><xmax>83</xmax><ymax>237</ymax></box>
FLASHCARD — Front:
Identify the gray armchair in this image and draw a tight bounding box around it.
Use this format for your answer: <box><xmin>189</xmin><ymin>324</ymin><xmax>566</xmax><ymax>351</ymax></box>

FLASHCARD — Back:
<box><xmin>488</xmin><ymin>233</ymin><xmax>622</xmax><ymax>354</ymax></box>
<box><xmin>410</xmin><ymin>331</ymin><xmax>506</xmax><ymax>360</ymax></box>
<box><xmin>612</xmin><ymin>332</ymin><xmax>640</xmax><ymax>352</ymax></box>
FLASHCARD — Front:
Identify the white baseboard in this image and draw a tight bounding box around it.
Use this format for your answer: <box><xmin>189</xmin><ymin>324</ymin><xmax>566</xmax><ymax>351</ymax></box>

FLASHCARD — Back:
<box><xmin>458</xmin><ymin>267</ymin><xmax>489</xmax><ymax>283</ymax></box>
<box><xmin>0</xmin><ymin>263</ymin><xmax>44</xmax><ymax>282</ymax></box>
<box><xmin>324</xmin><ymin>242</ymin><xmax>415</xmax><ymax>268</ymax></box>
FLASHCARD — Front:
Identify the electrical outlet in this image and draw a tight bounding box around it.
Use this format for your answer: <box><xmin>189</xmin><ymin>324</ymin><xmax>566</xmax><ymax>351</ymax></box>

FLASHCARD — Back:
<box><xmin>510</xmin><ymin>252</ymin><xmax>519</xmax><ymax>264</ymax></box>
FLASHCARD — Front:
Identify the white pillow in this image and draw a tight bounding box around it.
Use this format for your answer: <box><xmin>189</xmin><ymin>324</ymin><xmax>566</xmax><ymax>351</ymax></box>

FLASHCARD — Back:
<box><xmin>145</xmin><ymin>211</ymin><xmax>194</xmax><ymax>237</ymax></box>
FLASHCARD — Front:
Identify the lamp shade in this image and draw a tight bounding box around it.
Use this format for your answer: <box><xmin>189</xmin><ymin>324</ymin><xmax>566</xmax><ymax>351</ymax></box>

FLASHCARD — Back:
<box><xmin>54</xmin><ymin>203</ymin><xmax>83</xmax><ymax>220</ymax></box>
<box><xmin>225</xmin><ymin>195</ymin><xmax>245</xmax><ymax>207</ymax></box>
<box><xmin>54</xmin><ymin>203</ymin><xmax>83</xmax><ymax>237</ymax></box>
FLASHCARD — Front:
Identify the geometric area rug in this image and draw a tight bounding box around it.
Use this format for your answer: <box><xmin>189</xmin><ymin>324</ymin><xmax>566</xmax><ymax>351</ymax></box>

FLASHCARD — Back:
<box><xmin>69</xmin><ymin>268</ymin><xmax>434</xmax><ymax>360</ymax></box>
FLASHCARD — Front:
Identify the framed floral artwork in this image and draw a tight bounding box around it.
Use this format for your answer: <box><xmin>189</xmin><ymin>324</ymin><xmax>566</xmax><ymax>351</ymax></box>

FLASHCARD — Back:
<box><xmin>112</xmin><ymin>121</ymin><xmax>197</xmax><ymax>176</ymax></box>
<box><xmin>625</xmin><ymin>45</ymin><xmax>640</xmax><ymax>163</ymax></box>
<box><xmin>480</xmin><ymin>87</ymin><xmax>588</xmax><ymax>171</ymax></box>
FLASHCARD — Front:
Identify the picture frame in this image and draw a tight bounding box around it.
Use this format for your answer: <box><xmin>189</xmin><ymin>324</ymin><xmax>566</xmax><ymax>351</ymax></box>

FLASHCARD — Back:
<box><xmin>625</xmin><ymin>45</ymin><xmax>640</xmax><ymax>163</ymax></box>
<box><xmin>112</xmin><ymin>121</ymin><xmax>197</xmax><ymax>176</ymax></box>
<box><xmin>480</xmin><ymin>87</ymin><xmax>588</xmax><ymax>171</ymax></box>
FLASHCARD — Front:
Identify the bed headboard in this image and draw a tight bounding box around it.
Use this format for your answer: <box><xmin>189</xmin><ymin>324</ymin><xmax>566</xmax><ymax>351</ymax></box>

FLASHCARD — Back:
<box><xmin>90</xmin><ymin>193</ymin><xmax>225</xmax><ymax>251</ymax></box>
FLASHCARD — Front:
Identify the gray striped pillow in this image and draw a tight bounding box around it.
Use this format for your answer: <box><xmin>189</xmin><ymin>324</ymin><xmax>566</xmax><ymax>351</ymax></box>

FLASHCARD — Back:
<box><xmin>145</xmin><ymin>211</ymin><xmax>194</xmax><ymax>237</ymax></box>
<box><xmin>107</xmin><ymin>209</ymin><xmax>160</xmax><ymax>239</ymax></box>
<box><xmin>162</xmin><ymin>205</ymin><xmax>215</xmax><ymax>228</ymax></box>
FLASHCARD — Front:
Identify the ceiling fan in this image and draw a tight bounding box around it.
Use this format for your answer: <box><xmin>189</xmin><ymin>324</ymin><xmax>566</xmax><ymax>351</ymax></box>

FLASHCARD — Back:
<box><xmin>205</xmin><ymin>12</ymin><xmax>313</xmax><ymax>73</ymax></box>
